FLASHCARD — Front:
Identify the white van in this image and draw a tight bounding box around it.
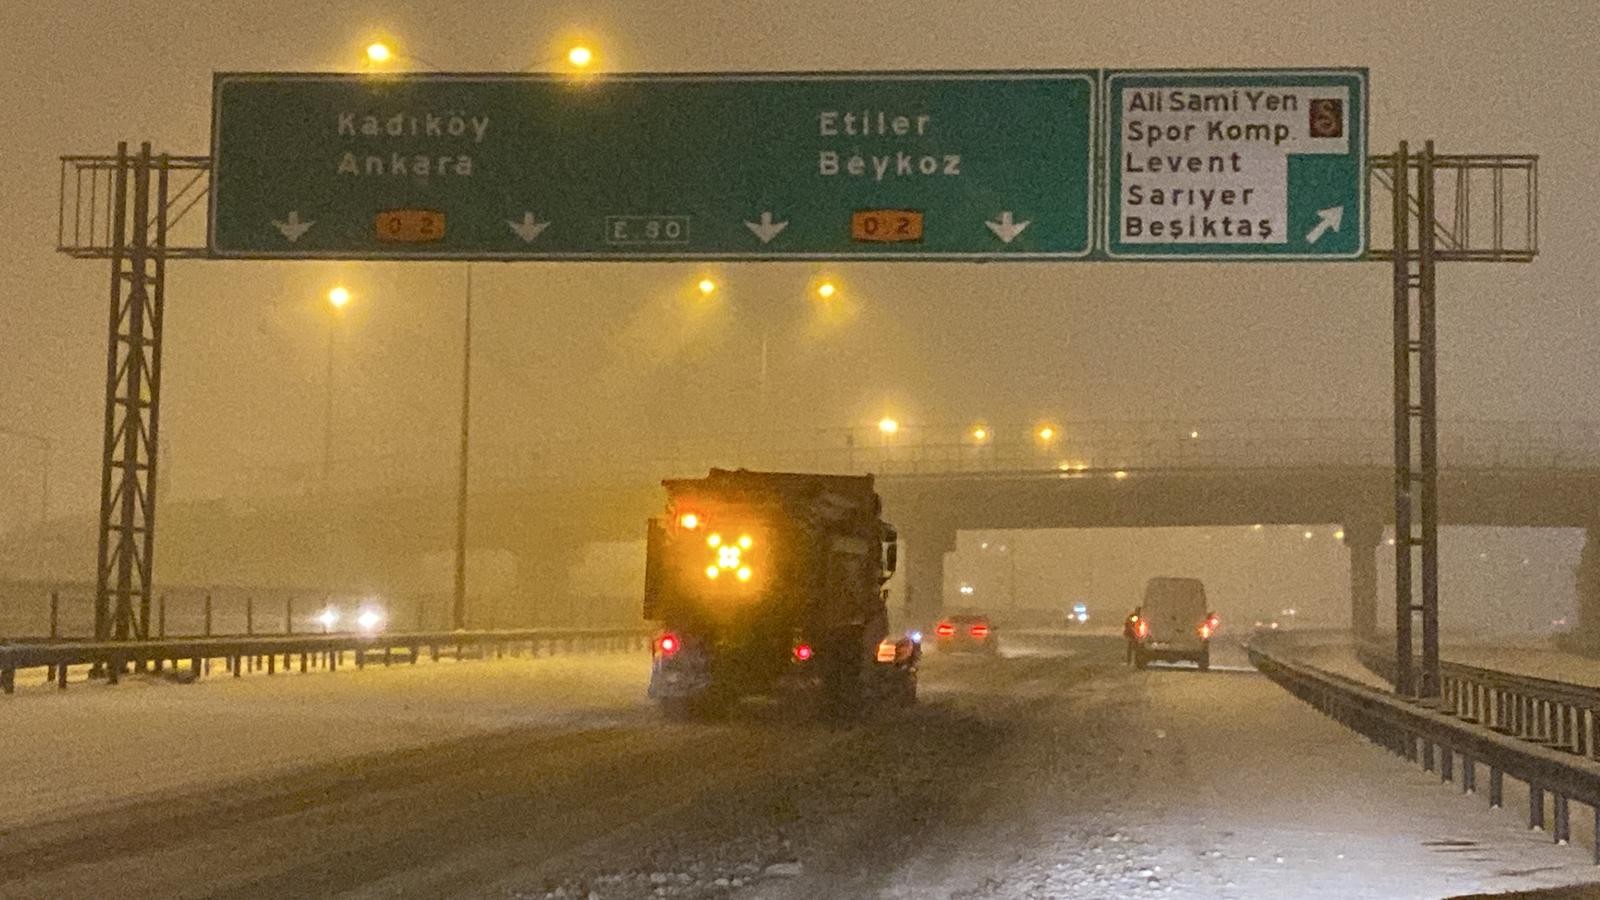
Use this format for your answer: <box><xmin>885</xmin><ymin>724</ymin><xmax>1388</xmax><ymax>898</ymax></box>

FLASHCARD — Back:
<box><xmin>1131</xmin><ymin>577</ymin><xmax>1217</xmax><ymax>671</ymax></box>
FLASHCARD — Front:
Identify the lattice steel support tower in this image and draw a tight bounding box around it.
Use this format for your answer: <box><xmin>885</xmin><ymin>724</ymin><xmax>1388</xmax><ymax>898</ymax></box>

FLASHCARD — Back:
<box><xmin>1372</xmin><ymin>144</ymin><xmax>1538</xmax><ymax>698</ymax></box>
<box><xmin>60</xmin><ymin>143</ymin><xmax>208</xmax><ymax>643</ymax></box>
<box><xmin>94</xmin><ymin>142</ymin><xmax>168</xmax><ymax>642</ymax></box>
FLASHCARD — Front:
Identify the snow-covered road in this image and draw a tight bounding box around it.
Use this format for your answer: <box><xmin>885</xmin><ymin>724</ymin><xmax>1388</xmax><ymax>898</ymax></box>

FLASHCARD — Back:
<box><xmin>2</xmin><ymin>635</ymin><xmax>1596</xmax><ymax>899</ymax></box>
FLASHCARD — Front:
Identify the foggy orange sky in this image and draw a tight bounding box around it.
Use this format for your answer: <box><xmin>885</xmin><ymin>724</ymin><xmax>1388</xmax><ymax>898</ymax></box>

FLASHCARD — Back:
<box><xmin>1</xmin><ymin>0</ymin><xmax>1594</xmax><ymax>626</ymax></box>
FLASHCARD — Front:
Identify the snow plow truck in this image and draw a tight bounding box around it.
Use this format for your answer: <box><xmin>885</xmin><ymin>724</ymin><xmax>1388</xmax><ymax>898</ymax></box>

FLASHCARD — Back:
<box><xmin>644</xmin><ymin>469</ymin><xmax>919</xmax><ymax>718</ymax></box>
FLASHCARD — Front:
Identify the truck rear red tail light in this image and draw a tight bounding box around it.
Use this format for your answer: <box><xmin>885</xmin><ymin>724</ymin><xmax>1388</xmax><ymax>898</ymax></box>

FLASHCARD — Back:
<box><xmin>969</xmin><ymin>624</ymin><xmax>990</xmax><ymax>639</ymax></box>
<box><xmin>793</xmin><ymin>642</ymin><xmax>814</xmax><ymax>662</ymax></box>
<box><xmin>1134</xmin><ymin>620</ymin><xmax>1150</xmax><ymax>639</ymax></box>
<box><xmin>656</xmin><ymin>633</ymin><xmax>680</xmax><ymax>656</ymax></box>
<box><xmin>935</xmin><ymin>622</ymin><xmax>955</xmax><ymax>637</ymax></box>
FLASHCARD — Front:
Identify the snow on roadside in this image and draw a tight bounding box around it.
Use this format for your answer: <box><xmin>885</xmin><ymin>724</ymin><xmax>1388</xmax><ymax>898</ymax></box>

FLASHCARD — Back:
<box><xmin>1445</xmin><ymin>643</ymin><xmax>1600</xmax><ymax>689</ymax></box>
<box><xmin>845</xmin><ymin>646</ymin><xmax>1600</xmax><ymax>900</ymax></box>
<box><xmin>0</xmin><ymin>652</ymin><xmax>651</xmax><ymax>830</ymax></box>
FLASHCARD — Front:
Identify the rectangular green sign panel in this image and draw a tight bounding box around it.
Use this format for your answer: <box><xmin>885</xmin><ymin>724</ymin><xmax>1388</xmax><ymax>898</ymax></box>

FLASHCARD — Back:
<box><xmin>1103</xmin><ymin>69</ymin><xmax>1367</xmax><ymax>259</ymax></box>
<box><xmin>209</xmin><ymin>72</ymin><xmax>1097</xmax><ymax>260</ymax></box>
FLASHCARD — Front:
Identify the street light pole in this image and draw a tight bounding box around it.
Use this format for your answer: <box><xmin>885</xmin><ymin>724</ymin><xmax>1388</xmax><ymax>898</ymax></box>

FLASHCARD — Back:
<box><xmin>321</xmin><ymin>320</ymin><xmax>336</xmax><ymax>491</ymax></box>
<box><xmin>759</xmin><ymin>325</ymin><xmax>770</xmax><ymax>427</ymax></box>
<box><xmin>452</xmin><ymin>265</ymin><xmax>473</xmax><ymax>631</ymax></box>
<box><xmin>1009</xmin><ymin>546</ymin><xmax>1018</xmax><ymax>608</ymax></box>
<box><xmin>41</xmin><ymin>436</ymin><xmax>50</xmax><ymax>526</ymax></box>
<box><xmin>320</xmin><ymin>286</ymin><xmax>350</xmax><ymax>491</ymax></box>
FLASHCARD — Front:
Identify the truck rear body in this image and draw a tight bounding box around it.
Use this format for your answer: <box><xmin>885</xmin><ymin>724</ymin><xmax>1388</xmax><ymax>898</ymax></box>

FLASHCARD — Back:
<box><xmin>643</xmin><ymin>469</ymin><xmax>913</xmax><ymax>714</ymax></box>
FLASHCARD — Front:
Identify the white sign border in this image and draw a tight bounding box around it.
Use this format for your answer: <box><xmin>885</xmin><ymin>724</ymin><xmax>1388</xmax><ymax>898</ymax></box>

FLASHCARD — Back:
<box><xmin>1100</xmin><ymin>68</ymin><xmax>1368</xmax><ymax>261</ymax></box>
<box><xmin>207</xmin><ymin>70</ymin><xmax>1099</xmax><ymax>262</ymax></box>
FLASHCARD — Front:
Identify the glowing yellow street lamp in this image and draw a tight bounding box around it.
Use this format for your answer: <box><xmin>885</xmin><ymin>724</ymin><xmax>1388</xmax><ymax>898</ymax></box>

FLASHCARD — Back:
<box><xmin>816</xmin><ymin>281</ymin><xmax>837</xmax><ymax>300</ymax></box>
<box><xmin>697</xmin><ymin>278</ymin><xmax>717</xmax><ymax>296</ymax></box>
<box><xmin>1036</xmin><ymin>424</ymin><xmax>1057</xmax><ymax>444</ymax></box>
<box><xmin>878</xmin><ymin>417</ymin><xmax>899</xmax><ymax>436</ymax></box>
<box><xmin>567</xmin><ymin>45</ymin><xmax>594</xmax><ymax>68</ymax></box>
<box><xmin>327</xmin><ymin>286</ymin><xmax>351</xmax><ymax>309</ymax></box>
<box><xmin>359</xmin><ymin>38</ymin><xmax>446</xmax><ymax>72</ymax></box>
<box><xmin>971</xmin><ymin>425</ymin><xmax>989</xmax><ymax>443</ymax></box>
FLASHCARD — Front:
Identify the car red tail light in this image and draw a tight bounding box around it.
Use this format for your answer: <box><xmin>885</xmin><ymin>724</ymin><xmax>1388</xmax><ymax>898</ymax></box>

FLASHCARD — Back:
<box><xmin>969</xmin><ymin>623</ymin><xmax>990</xmax><ymax>639</ymax></box>
<box><xmin>793</xmin><ymin>642</ymin><xmax>814</xmax><ymax>662</ymax></box>
<box><xmin>934</xmin><ymin>622</ymin><xmax>955</xmax><ymax>637</ymax></box>
<box><xmin>656</xmin><ymin>633</ymin><xmax>680</xmax><ymax>656</ymax></box>
<box><xmin>1134</xmin><ymin>620</ymin><xmax>1150</xmax><ymax>639</ymax></box>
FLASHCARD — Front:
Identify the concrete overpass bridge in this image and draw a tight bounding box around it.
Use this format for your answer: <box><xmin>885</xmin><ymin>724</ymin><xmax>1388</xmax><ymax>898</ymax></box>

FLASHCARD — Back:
<box><xmin>19</xmin><ymin>420</ymin><xmax>1600</xmax><ymax>631</ymax></box>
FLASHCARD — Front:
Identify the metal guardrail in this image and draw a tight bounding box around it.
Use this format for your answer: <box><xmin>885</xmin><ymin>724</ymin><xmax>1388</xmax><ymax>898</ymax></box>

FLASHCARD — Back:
<box><xmin>0</xmin><ymin>628</ymin><xmax>651</xmax><ymax>695</ymax></box>
<box><xmin>1357</xmin><ymin>640</ymin><xmax>1600</xmax><ymax>764</ymax></box>
<box><xmin>1252</xmin><ymin>636</ymin><xmax>1600</xmax><ymax>862</ymax></box>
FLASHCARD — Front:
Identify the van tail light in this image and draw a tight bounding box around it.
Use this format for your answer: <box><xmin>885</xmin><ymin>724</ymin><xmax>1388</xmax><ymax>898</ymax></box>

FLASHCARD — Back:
<box><xmin>935</xmin><ymin>622</ymin><xmax>955</xmax><ymax>637</ymax></box>
<box><xmin>969</xmin><ymin>623</ymin><xmax>990</xmax><ymax>639</ymax></box>
<box><xmin>656</xmin><ymin>633</ymin><xmax>680</xmax><ymax>657</ymax></box>
<box><xmin>1134</xmin><ymin>620</ymin><xmax>1150</xmax><ymax>639</ymax></box>
<box><xmin>793</xmin><ymin>642</ymin><xmax>814</xmax><ymax>662</ymax></box>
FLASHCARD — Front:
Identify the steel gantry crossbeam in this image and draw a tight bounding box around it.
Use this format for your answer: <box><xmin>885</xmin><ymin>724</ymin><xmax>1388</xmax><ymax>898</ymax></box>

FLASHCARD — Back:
<box><xmin>1369</xmin><ymin>145</ymin><xmax>1538</xmax><ymax>698</ymax></box>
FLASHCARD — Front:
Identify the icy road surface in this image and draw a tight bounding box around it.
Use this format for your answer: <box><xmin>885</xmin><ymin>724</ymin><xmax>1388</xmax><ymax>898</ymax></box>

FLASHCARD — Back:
<box><xmin>2</xmin><ymin>637</ymin><xmax>1597</xmax><ymax>899</ymax></box>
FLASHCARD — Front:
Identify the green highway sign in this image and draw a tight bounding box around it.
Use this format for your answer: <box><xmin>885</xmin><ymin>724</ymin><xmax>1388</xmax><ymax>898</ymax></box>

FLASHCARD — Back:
<box><xmin>1103</xmin><ymin>69</ymin><xmax>1367</xmax><ymax>259</ymax></box>
<box><xmin>209</xmin><ymin>72</ymin><xmax>1097</xmax><ymax>260</ymax></box>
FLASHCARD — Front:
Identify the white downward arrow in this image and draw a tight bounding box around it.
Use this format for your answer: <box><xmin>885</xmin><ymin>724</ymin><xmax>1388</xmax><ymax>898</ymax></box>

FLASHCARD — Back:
<box><xmin>744</xmin><ymin>211</ymin><xmax>789</xmax><ymax>245</ymax></box>
<box><xmin>506</xmin><ymin>212</ymin><xmax>551</xmax><ymax>243</ymax></box>
<box><xmin>1305</xmin><ymin>206</ymin><xmax>1344</xmax><ymax>244</ymax></box>
<box><xmin>272</xmin><ymin>211</ymin><xmax>314</xmax><ymax>242</ymax></box>
<box><xmin>985</xmin><ymin>211</ymin><xmax>1030</xmax><ymax>244</ymax></box>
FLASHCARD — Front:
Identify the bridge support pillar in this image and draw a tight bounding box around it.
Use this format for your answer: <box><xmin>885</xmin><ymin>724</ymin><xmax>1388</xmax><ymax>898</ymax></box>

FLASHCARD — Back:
<box><xmin>1344</xmin><ymin>521</ymin><xmax>1383</xmax><ymax>640</ymax></box>
<box><xmin>1576</xmin><ymin>524</ymin><xmax>1600</xmax><ymax>647</ymax></box>
<box><xmin>902</xmin><ymin>524</ymin><xmax>956</xmax><ymax>629</ymax></box>
<box><xmin>509</xmin><ymin>538</ymin><xmax>586</xmax><ymax>629</ymax></box>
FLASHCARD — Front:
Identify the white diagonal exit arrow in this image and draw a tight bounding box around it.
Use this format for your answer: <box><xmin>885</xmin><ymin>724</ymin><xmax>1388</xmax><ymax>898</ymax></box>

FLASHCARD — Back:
<box><xmin>1305</xmin><ymin>206</ymin><xmax>1344</xmax><ymax>245</ymax></box>
<box><xmin>506</xmin><ymin>212</ymin><xmax>552</xmax><ymax>243</ymax></box>
<box><xmin>744</xmin><ymin>211</ymin><xmax>788</xmax><ymax>245</ymax></box>
<box><xmin>272</xmin><ymin>210</ymin><xmax>314</xmax><ymax>242</ymax></box>
<box><xmin>985</xmin><ymin>211</ymin><xmax>1030</xmax><ymax>244</ymax></box>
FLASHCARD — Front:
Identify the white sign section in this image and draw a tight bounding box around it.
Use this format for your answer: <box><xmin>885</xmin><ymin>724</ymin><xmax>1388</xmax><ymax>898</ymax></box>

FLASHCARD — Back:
<box><xmin>1105</xmin><ymin>70</ymin><xmax>1367</xmax><ymax>259</ymax></box>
